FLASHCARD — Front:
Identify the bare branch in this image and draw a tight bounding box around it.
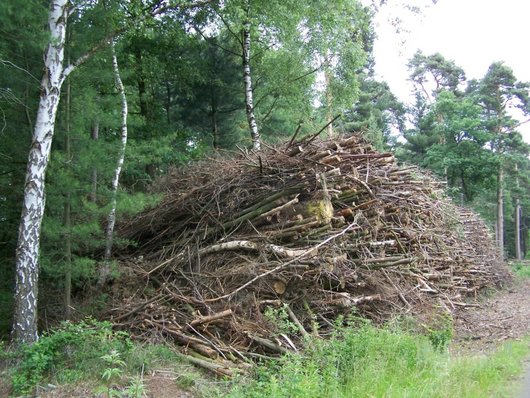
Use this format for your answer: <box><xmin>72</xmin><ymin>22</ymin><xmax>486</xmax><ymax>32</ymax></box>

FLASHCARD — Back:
<box><xmin>204</xmin><ymin>222</ymin><xmax>357</xmax><ymax>302</ymax></box>
<box><xmin>212</xmin><ymin>5</ymin><xmax>243</xmax><ymax>48</ymax></box>
<box><xmin>0</xmin><ymin>59</ymin><xmax>39</xmax><ymax>82</ymax></box>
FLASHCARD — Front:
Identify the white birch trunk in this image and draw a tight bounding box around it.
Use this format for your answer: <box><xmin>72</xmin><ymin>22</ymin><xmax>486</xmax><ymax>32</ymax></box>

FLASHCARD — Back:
<box><xmin>98</xmin><ymin>41</ymin><xmax>128</xmax><ymax>287</ymax></box>
<box><xmin>242</xmin><ymin>21</ymin><xmax>260</xmax><ymax>151</ymax></box>
<box><xmin>12</xmin><ymin>0</ymin><xmax>69</xmax><ymax>344</ymax></box>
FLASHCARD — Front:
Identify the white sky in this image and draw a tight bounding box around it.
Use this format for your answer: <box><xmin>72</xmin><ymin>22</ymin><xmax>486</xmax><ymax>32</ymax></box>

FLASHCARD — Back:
<box><xmin>372</xmin><ymin>0</ymin><xmax>530</xmax><ymax>141</ymax></box>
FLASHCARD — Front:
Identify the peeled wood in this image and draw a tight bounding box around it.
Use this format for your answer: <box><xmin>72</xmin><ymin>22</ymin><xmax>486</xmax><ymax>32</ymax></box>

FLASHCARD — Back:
<box><xmin>247</xmin><ymin>332</ymin><xmax>290</xmax><ymax>354</ymax></box>
<box><xmin>199</xmin><ymin>240</ymin><xmax>317</xmax><ymax>259</ymax></box>
<box><xmin>178</xmin><ymin>352</ymin><xmax>234</xmax><ymax>377</ymax></box>
<box><xmin>189</xmin><ymin>309</ymin><xmax>233</xmax><ymax>327</ymax></box>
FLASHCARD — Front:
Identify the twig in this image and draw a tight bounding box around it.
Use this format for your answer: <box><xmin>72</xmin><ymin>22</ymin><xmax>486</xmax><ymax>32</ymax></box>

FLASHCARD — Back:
<box><xmin>285</xmin><ymin>304</ymin><xmax>309</xmax><ymax>337</ymax></box>
<box><xmin>304</xmin><ymin>114</ymin><xmax>341</xmax><ymax>146</ymax></box>
<box><xmin>204</xmin><ymin>222</ymin><xmax>357</xmax><ymax>302</ymax></box>
<box><xmin>286</xmin><ymin>122</ymin><xmax>303</xmax><ymax>149</ymax></box>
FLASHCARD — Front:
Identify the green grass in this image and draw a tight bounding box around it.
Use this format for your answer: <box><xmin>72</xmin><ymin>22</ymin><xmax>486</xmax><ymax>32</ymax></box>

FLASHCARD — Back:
<box><xmin>220</xmin><ymin>323</ymin><xmax>530</xmax><ymax>398</ymax></box>
<box><xmin>512</xmin><ymin>262</ymin><xmax>530</xmax><ymax>279</ymax></box>
<box><xmin>0</xmin><ymin>319</ymin><xmax>208</xmax><ymax>396</ymax></box>
<box><xmin>2</xmin><ymin>319</ymin><xmax>529</xmax><ymax>398</ymax></box>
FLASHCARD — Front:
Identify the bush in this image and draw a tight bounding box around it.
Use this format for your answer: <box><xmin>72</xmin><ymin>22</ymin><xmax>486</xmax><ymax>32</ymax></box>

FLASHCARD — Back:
<box><xmin>9</xmin><ymin>318</ymin><xmax>132</xmax><ymax>395</ymax></box>
<box><xmin>512</xmin><ymin>262</ymin><xmax>530</xmax><ymax>279</ymax></box>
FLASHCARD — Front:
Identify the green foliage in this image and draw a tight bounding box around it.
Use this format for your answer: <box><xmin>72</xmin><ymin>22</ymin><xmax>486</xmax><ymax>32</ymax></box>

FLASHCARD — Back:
<box><xmin>425</xmin><ymin>312</ymin><xmax>454</xmax><ymax>352</ymax></box>
<box><xmin>7</xmin><ymin>319</ymin><xmax>132</xmax><ymax>395</ymax></box>
<box><xmin>124</xmin><ymin>375</ymin><xmax>147</xmax><ymax>398</ymax></box>
<box><xmin>99</xmin><ymin>350</ymin><xmax>127</xmax><ymax>398</ymax></box>
<box><xmin>263</xmin><ymin>305</ymin><xmax>299</xmax><ymax>337</ymax></box>
<box><xmin>220</xmin><ymin>324</ymin><xmax>530</xmax><ymax>398</ymax></box>
<box><xmin>511</xmin><ymin>262</ymin><xmax>530</xmax><ymax>279</ymax></box>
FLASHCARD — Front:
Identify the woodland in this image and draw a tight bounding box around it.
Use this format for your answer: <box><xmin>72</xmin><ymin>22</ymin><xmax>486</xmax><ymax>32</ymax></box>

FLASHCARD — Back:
<box><xmin>0</xmin><ymin>0</ymin><xmax>529</xmax><ymax>366</ymax></box>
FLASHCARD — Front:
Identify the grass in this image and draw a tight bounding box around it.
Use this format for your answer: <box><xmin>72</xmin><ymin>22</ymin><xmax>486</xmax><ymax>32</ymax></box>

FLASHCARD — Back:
<box><xmin>219</xmin><ymin>322</ymin><xmax>530</xmax><ymax>398</ymax></box>
<box><xmin>2</xmin><ymin>318</ymin><xmax>529</xmax><ymax>397</ymax></box>
<box><xmin>0</xmin><ymin>319</ymin><xmax>209</xmax><ymax>396</ymax></box>
<box><xmin>512</xmin><ymin>261</ymin><xmax>530</xmax><ymax>280</ymax></box>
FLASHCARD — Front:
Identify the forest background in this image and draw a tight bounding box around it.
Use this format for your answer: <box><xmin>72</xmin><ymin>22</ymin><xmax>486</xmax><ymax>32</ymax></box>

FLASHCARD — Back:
<box><xmin>0</xmin><ymin>0</ymin><xmax>529</xmax><ymax>343</ymax></box>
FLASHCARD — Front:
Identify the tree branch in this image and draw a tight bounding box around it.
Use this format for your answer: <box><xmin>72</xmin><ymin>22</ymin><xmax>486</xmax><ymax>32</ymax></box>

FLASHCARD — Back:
<box><xmin>194</xmin><ymin>25</ymin><xmax>242</xmax><ymax>58</ymax></box>
<box><xmin>204</xmin><ymin>222</ymin><xmax>358</xmax><ymax>302</ymax></box>
<box><xmin>212</xmin><ymin>6</ymin><xmax>243</xmax><ymax>48</ymax></box>
<box><xmin>0</xmin><ymin>59</ymin><xmax>39</xmax><ymax>82</ymax></box>
<box><xmin>63</xmin><ymin>0</ymin><xmax>215</xmax><ymax>80</ymax></box>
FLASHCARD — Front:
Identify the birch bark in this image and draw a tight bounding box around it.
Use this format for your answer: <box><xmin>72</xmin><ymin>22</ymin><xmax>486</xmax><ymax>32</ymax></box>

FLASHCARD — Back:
<box><xmin>12</xmin><ymin>0</ymin><xmax>69</xmax><ymax>344</ymax></box>
<box><xmin>242</xmin><ymin>19</ymin><xmax>260</xmax><ymax>151</ymax></box>
<box><xmin>97</xmin><ymin>41</ymin><xmax>128</xmax><ymax>287</ymax></box>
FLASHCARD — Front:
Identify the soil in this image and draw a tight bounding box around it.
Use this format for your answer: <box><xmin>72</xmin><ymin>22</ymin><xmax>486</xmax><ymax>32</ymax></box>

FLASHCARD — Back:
<box><xmin>453</xmin><ymin>277</ymin><xmax>530</xmax><ymax>398</ymax></box>
<box><xmin>453</xmin><ymin>278</ymin><xmax>530</xmax><ymax>353</ymax></box>
<box><xmin>2</xmin><ymin>372</ymin><xmax>200</xmax><ymax>398</ymax></box>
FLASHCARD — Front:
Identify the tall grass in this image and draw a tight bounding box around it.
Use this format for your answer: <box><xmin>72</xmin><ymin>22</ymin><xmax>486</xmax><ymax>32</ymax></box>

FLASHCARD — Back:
<box><xmin>222</xmin><ymin>323</ymin><xmax>530</xmax><ymax>398</ymax></box>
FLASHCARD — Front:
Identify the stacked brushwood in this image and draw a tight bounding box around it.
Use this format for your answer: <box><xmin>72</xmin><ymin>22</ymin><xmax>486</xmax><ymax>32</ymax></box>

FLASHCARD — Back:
<box><xmin>112</xmin><ymin>133</ymin><xmax>506</xmax><ymax>374</ymax></box>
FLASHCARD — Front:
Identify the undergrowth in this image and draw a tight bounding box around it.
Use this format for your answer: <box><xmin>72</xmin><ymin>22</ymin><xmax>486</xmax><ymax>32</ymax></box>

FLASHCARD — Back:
<box><xmin>1</xmin><ymin>318</ymin><xmax>186</xmax><ymax>396</ymax></box>
<box><xmin>2</xmin><ymin>316</ymin><xmax>529</xmax><ymax>397</ymax></box>
<box><xmin>219</xmin><ymin>320</ymin><xmax>530</xmax><ymax>398</ymax></box>
<box><xmin>512</xmin><ymin>262</ymin><xmax>530</xmax><ymax>279</ymax></box>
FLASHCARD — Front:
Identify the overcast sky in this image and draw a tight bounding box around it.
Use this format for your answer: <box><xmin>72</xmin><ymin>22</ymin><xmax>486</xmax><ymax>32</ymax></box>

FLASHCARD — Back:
<box><xmin>372</xmin><ymin>0</ymin><xmax>530</xmax><ymax>140</ymax></box>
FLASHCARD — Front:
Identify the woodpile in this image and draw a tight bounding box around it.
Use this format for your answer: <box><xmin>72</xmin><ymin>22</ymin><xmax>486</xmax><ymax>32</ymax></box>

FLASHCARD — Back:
<box><xmin>111</xmin><ymin>133</ymin><xmax>508</xmax><ymax>373</ymax></box>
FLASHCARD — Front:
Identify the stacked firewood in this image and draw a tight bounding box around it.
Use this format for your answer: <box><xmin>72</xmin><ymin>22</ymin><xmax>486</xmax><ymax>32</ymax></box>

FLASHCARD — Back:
<box><xmin>112</xmin><ymin>134</ymin><xmax>507</xmax><ymax>374</ymax></box>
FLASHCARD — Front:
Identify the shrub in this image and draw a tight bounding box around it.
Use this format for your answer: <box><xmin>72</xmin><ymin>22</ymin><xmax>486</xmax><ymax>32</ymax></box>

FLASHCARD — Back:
<box><xmin>9</xmin><ymin>318</ymin><xmax>132</xmax><ymax>395</ymax></box>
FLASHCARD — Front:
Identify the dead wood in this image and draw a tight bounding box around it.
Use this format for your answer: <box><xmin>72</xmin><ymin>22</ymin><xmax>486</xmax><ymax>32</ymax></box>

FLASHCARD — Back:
<box><xmin>110</xmin><ymin>133</ymin><xmax>509</xmax><ymax>373</ymax></box>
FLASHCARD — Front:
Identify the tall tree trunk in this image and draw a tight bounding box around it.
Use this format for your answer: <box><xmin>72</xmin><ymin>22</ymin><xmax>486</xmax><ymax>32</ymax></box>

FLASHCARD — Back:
<box><xmin>98</xmin><ymin>41</ymin><xmax>128</xmax><ymax>287</ymax></box>
<box><xmin>242</xmin><ymin>19</ymin><xmax>260</xmax><ymax>151</ymax></box>
<box><xmin>515</xmin><ymin>163</ymin><xmax>522</xmax><ymax>260</ymax></box>
<box><xmin>135</xmin><ymin>50</ymin><xmax>149</xmax><ymax>123</ymax></box>
<box><xmin>515</xmin><ymin>198</ymin><xmax>522</xmax><ymax>260</ymax></box>
<box><xmin>12</xmin><ymin>0</ymin><xmax>69</xmax><ymax>344</ymax></box>
<box><xmin>89</xmin><ymin>121</ymin><xmax>99</xmax><ymax>203</ymax></box>
<box><xmin>496</xmin><ymin>166</ymin><xmax>504</xmax><ymax>257</ymax></box>
<box><xmin>460</xmin><ymin>170</ymin><xmax>467</xmax><ymax>205</ymax></box>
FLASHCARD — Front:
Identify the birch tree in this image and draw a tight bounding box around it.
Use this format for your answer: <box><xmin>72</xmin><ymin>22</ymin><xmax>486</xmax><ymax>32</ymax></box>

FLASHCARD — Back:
<box><xmin>98</xmin><ymin>41</ymin><xmax>128</xmax><ymax>287</ymax></box>
<box><xmin>13</xmin><ymin>0</ymin><xmax>71</xmax><ymax>344</ymax></box>
<box><xmin>242</xmin><ymin>15</ymin><xmax>260</xmax><ymax>150</ymax></box>
<box><xmin>12</xmin><ymin>0</ymin><xmax>212</xmax><ymax>343</ymax></box>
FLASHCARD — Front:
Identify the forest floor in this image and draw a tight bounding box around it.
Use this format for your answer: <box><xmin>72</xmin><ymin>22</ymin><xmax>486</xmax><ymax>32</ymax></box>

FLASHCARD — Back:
<box><xmin>453</xmin><ymin>276</ymin><xmax>530</xmax><ymax>398</ymax></box>
<box><xmin>453</xmin><ymin>277</ymin><xmax>530</xmax><ymax>353</ymax></box>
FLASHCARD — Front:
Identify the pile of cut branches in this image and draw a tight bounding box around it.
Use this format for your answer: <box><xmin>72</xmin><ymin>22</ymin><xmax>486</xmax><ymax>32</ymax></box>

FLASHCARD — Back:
<box><xmin>111</xmin><ymin>134</ymin><xmax>507</xmax><ymax>374</ymax></box>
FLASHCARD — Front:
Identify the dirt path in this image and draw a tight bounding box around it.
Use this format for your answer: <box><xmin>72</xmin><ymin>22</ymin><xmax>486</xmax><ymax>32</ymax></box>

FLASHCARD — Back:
<box><xmin>453</xmin><ymin>278</ymin><xmax>530</xmax><ymax>397</ymax></box>
<box><xmin>453</xmin><ymin>278</ymin><xmax>530</xmax><ymax>352</ymax></box>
